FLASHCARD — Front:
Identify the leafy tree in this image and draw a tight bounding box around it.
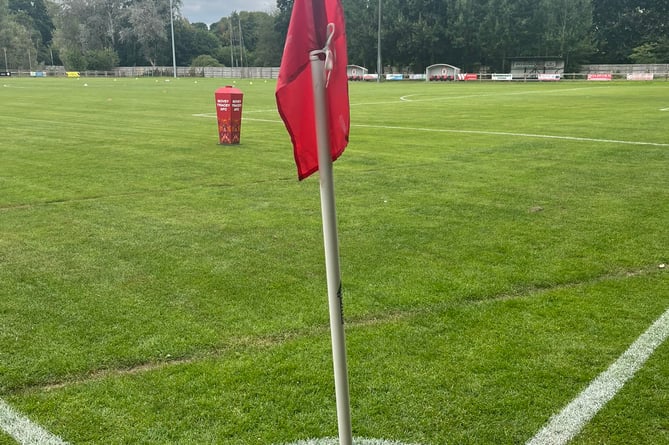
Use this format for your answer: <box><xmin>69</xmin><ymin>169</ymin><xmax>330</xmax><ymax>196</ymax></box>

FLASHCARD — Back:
<box><xmin>52</xmin><ymin>0</ymin><xmax>125</xmax><ymax>69</ymax></box>
<box><xmin>630</xmin><ymin>37</ymin><xmax>669</xmax><ymax>63</ymax></box>
<box><xmin>191</xmin><ymin>21</ymin><xmax>208</xmax><ymax>31</ymax></box>
<box><xmin>538</xmin><ymin>0</ymin><xmax>594</xmax><ymax>70</ymax></box>
<box><xmin>210</xmin><ymin>11</ymin><xmax>280</xmax><ymax>67</ymax></box>
<box><xmin>447</xmin><ymin>0</ymin><xmax>485</xmax><ymax>70</ymax></box>
<box><xmin>3</xmin><ymin>0</ymin><xmax>666</xmax><ymax>74</ymax></box>
<box><xmin>173</xmin><ymin>18</ymin><xmax>221</xmax><ymax>66</ymax></box>
<box><xmin>0</xmin><ymin>0</ymin><xmax>7</xmax><ymax>22</ymax></box>
<box><xmin>5</xmin><ymin>0</ymin><xmax>53</xmax><ymax>67</ymax></box>
<box><xmin>123</xmin><ymin>0</ymin><xmax>169</xmax><ymax>67</ymax></box>
<box><xmin>590</xmin><ymin>0</ymin><xmax>668</xmax><ymax>63</ymax></box>
<box><xmin>9</xmin><ymin>0</ymin><xmax>54</xmax><ymax>45</ymax></box>
<box><xmin>274</xmin><ymin>0</ymin><xmax>292</xmax><ymax>53</ymax></box>
<box><xmin>240</xmin><ymin>11</ymin><xmax>281</xmax><ymax>65</ymax></box>
<box><xmin>339</xmin><ymin>0</ymin><xmax>377</xmax><ymax>69</ymax></box>
<box><xmin>61</xmin><ymin>47</ymin><xmax>87</xmax><ymax>69</ymax></box>
<box><xmin>86</xmin><ymin>47</ymin><xmax>119</xmax><ymax>69</ymax></box>
<box><xmin>211</xmin><ymin>17</ymin><xmax>237</xmax><ymax>66</ymax></box>
<box><xmin>0</xmin><ymin>19</ymin><xmax>35</xmax><ymax>69</ymax></box>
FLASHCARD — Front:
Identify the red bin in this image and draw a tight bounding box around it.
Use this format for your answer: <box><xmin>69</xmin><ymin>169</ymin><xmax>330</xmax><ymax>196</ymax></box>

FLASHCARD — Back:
<box><xmin>214</xmin><ymin>85</ymin><xmax>243</xmax><ymax>145</ymax></box>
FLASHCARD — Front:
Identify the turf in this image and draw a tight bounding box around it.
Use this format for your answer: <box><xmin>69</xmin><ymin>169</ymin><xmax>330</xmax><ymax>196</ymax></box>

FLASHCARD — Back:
<box><xmin>1</xmin><ymin>77</ymin><xmax>668</xmax><ymax>444</ymax></box>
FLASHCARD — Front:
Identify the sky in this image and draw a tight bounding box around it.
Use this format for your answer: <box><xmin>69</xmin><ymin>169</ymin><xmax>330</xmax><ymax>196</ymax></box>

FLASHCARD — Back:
<box><xmin>180</xmin><ymin>0</ymin><xmax>276</xmax><ymax>25</ymax></box>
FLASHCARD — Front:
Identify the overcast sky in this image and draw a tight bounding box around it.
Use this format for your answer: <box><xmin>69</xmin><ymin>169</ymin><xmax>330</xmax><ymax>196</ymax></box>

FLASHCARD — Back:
<box><xmin>180</xmin><ymin>0</ymin><xmax>276</xmax><ymax>25</ymax></box>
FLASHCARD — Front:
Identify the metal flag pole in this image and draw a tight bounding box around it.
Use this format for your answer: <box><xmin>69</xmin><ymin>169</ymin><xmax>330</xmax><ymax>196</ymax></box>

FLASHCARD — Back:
<box><xmin>309</xmin><ymin>43</ymin><xmax>353</xmax><ymax>445</ymax></box>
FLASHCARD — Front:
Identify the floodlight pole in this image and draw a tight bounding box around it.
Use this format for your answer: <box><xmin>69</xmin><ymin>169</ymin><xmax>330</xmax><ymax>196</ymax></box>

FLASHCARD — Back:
<box><xmin>169</xmin><ymin>0</ymin><xmax>177</xmax><ymax>78</ymax></box>
<box><xmin>3</xmin><ymin>47</ymin><xmax>7</xmax><ymax>72</ymax></box>
<box><xmin>229</xmin><ymin>17</ymin><xmax>235</xmax><ymax>67</ymax></box>
<box><xmin>377</xmin><ymin>0</ymin><xmax>382</xmax><ymax>83</ymax></box>
<box><xmin>238</xmin><ymin>18</ymin><xmax>245</xmax><ymax>75</ymax></box>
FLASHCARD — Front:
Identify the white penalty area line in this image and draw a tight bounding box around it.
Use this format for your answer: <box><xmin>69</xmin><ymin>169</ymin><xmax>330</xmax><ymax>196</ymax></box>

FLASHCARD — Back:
<box><xmin>527</xmin><ymin>306</ymin><xmax>669</xmax><ymax>445</ymax></box>
<box><xmin>0</xmin><ymin>399</ymin><xmax>68</xmax><ymax>444</ymax></box>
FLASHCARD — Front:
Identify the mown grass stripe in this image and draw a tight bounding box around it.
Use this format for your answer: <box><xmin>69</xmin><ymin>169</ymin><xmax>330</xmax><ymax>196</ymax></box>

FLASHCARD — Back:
<box><xmin>527</xmin><ymin>306</ymin><xmax>669</xmax><ymax>445</ymax></box>
<box><xmin>11</xmin><ymin>266</ymin><xmax>659</xmax><ymax>396</ymax></box>
<box><xmin>0</xmin><ymin>399</ymin><xmax>68</xmax><ymax>445</ymax></box>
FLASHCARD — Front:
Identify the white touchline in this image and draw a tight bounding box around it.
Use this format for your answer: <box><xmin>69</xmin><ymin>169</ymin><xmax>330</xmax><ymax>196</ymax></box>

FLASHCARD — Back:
<box><xmin>527</xmin><ymin>306</ymin><xmax>669</xmax><ymax>445</ymax></box>
<box><xmin>0</xmin><ymin>398</ymin><xmax>69</xmax><ymax>445</ymax></box>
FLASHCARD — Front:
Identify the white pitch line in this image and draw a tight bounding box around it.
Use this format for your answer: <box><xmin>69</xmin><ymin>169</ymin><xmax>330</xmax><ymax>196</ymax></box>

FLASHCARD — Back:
<box><xmin>527</xmin><ymin>306</ymin><xmax>669</xmax><ymax>445</ymax></box>
<box><xmin>660</xmin><ymin>107</ymin><xmax>669</xmax><ymax>111</ymax></box>
<box><xmin>192</xmin><ymin>115</ymin><xmax>669</xmax><ymax>148</ymax></box>
<box><xmin>398</xmin><ymin>86</ymin><xmax>604</xmax><ymax>103</ymax></box>
<box><xmin>279</xmin><ymin>437</ymin><xmax>422</xmax><ymax>445</ymax></box>
<box><xmin>351</xmin><ymin>123</ymin><xmax>669</xmax><ymax>147</ymax></box>
<box><xmin>191</xmin><ymin>109</ymin><xmax>276</xmax><ymax>119</ymax></box>
<box><xmin>0</xmin><ymin>399</ymin><xmax>69</xmax><ymax>444</ymax></box>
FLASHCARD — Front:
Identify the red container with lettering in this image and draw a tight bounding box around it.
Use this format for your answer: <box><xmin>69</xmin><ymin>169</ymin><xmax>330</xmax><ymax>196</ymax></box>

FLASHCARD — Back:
<box><xmin>214</xmin><ymin>86</ymin><xmax>243</xmax><ymax>145</ymax></box>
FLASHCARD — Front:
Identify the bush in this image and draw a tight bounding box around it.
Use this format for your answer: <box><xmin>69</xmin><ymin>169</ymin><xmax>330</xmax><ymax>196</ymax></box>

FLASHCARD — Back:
<box><xmin>86</xmin><ymin>48</ymin><xmax>120</xmax><ymax>71</ymax></box>
<box><xmin>190</xmin><ymin>54</ymin><xmax>221</xmax><ymax>67</ymax></box>
<box><xmin>60</xmin><ymin>48</ymin><xmax>120</xmax><ymax>71</ymax></box>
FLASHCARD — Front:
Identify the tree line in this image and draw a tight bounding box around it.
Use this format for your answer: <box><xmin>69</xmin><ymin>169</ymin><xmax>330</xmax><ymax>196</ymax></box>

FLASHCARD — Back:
<box><xmin>0</xmin><ymin>0</ymin><xmax>667</xmax><ymax>72</ymax></box>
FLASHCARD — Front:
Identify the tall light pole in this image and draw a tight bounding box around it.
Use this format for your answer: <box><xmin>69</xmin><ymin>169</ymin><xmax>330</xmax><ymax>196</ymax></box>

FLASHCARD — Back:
<box><xmin>169</xmin><ymin>0</ymin><xmax>177</xmax><ymax>78</ymax></box>
<box><xmin>377</xmin><ymin>0</ymin><xmax>382</xmax><ymax>83</ymax></box>
<box><xmin>3</xmin><ymin>47</ymin><xmax>8</xmax><ymax>73</ymax></box>
<box><xmin>229</xmin><ymin>18</ymin><xmax>235</xmax><ymax>67</ymax></box>
<box><xmin>238</xmin><ymin>18</ymin><xmax>244</xmax><ymax>70</ymax></box>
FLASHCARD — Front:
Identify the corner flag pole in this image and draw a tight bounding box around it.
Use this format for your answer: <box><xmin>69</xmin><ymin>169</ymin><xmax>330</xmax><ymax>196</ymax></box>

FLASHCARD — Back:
<box><xmin>309</xmin><ymin>47</ymin><xmax>353</xmax><ymax>445</ymax></box>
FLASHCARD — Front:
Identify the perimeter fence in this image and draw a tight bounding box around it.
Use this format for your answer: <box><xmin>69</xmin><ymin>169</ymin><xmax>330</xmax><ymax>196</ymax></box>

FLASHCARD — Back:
<box><xmin>3</xmin><ymin>64</ymin><xmax>668</xmax><ymax>81</ymax></box>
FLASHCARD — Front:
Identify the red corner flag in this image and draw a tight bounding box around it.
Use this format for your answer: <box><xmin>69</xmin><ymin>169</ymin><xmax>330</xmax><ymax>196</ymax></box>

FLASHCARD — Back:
<box><xmin>275</xmin><ymin>0</ymin><xmax>350</xmax><ymax>180</ymax></box>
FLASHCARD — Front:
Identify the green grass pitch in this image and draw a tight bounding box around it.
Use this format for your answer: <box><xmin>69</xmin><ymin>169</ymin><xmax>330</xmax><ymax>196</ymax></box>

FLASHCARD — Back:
<box><xmin>1</xmin><ymin>77</ymin><xmax>668</xmax><ymax>444</ymax></box>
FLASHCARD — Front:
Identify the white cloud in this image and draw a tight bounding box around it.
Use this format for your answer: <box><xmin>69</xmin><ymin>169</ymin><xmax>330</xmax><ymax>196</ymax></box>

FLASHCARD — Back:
<box><xmin>180</xmin><ymin>0</ymin><xmax>275</xmax><ymax>25</ymax></box>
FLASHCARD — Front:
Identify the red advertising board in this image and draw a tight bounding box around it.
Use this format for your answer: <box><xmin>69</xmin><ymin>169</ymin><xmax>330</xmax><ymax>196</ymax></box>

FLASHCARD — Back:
<box><xmin>457</xmin><ymin>73</ymin><xmax>478</xmax><ymax>81</ymax></box>
<box><xmin>215</xmin><ymin>86</ymin><xmax>243</xmax><ymax>145</ymax></box>
<box><xmin>587</xmin><ymin>73</ymin><xmax>612</xmax><ymax>81</ymax></box>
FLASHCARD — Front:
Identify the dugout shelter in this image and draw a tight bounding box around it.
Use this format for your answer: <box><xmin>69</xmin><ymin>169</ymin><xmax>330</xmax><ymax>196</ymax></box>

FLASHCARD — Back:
<box><xmin>347</xmin><ymin>65</ymin><xmax>368</xmax><ymax>81</ymax></box>
<box><xmin>426</xmin><ymin>64</ymin><xmax>461</xmax><ymax>81</ymax></box>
